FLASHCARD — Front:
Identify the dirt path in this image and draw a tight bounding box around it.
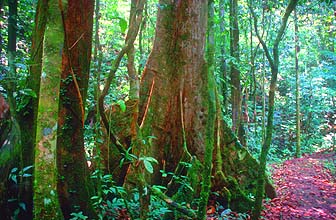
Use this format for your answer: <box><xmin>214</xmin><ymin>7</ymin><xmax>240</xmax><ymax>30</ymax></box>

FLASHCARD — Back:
<box><xmin>262</xmin><ymin>151</ymin><xmax>336</xmax><ymax>220</ymax></box>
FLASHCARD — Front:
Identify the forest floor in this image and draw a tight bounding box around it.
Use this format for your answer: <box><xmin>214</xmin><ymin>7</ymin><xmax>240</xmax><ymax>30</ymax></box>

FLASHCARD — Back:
<box><xmin>261</xmin><ymin>149</ymin><xmax>336</xmax><ymax>220</ymax></box>
<box><xmin>208</xmin><ymin>149</ymin><xmax>336</xmax><ymax>220</ymax></box>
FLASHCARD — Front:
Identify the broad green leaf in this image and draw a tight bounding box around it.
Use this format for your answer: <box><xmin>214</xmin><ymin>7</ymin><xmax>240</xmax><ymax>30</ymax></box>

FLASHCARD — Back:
<box><xmin>19</xmin><ymin>88</ymin><xmax>37</xmax><ymax>98</ymax></box>
<box><xmin>117</xmin><ymin>100</ymin><xmax>126</xmax><ymax>112</ymax></box>
<box><xmin>139</xmin><ymin>156</ymin><xmax>158</xmax><ymax>164</ymax></box>
<box><xmin>119</xmin><ymin>18</ymin><xmax>128</xmax><ymax>33</ymax></box>
<box><xmin>144</xmin><ymin>160</ymin><xmax>154</xmax><ymax>173</ymax></box>
<box><xmin>19</xmin><ymin>202</ymin><xmax>26</xmax><ymax>211</ymax></box>
<box><xmin>11</xmin><ymin>167</ymin><xmax>18</xmax><ymax>173</ymax></box>
<box><xmin>22</xmin><ymin>165</ymin><xmax>34</xmax><ymax>172</ymax></box>
<box><xmin>11</xmin><ymin>175</ymin><xmax>17</xmax><ymax>184</ymax></box>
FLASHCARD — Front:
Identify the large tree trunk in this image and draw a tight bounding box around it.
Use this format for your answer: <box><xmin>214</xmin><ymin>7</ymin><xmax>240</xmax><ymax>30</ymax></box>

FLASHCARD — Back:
<box><xmin>138</xmin><ymin>0</ymin><xmax>274</xmax><ymax>212</ymax></box>
<box><xmin>102</xmin><ymin>0</ymin><xmax>275</xmax><ymax>213</ymax></box>
<box><xmin>139</xmin><ymin>0</ymin><xmax>209</xmax><ymax>185</ymax></box>
<box><xmin>56</xmin><ymin>1</ymin><xmax>96</xmax><ymax>219</ymax></box>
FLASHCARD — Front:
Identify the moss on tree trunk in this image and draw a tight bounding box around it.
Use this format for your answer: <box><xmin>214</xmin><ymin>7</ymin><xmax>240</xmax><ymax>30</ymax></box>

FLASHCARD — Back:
<box><xmin>99</xmin><ymin>0</ymin><xmax>276</xmax><ymax>216</ymax></box>
<box><xmin>33</xmin><ymin>0</ymin><xmax>64</xmax><ymax>218</ymax></box>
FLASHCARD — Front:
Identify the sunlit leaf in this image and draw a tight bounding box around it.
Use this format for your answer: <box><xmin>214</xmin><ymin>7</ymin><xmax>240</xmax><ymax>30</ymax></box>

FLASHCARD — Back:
<box><xmin>117</xmin><ymin>100</ymin><xmax>126</xmax><ymax>112</ymax></box>
<box><xmin>144</xmin><ymin>160</ymin><xmax>154</xmax><ymax>173</ymax></box>
<box><xmin>119</xmin><ymin>18</ymin><xmax>128</xmax><ymax>33</ymax></box>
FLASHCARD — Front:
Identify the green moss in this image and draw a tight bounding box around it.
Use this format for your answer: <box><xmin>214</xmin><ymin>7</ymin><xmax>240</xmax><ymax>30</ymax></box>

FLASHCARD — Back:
<box><xmin>226</xmin><ymin>176</ymin><xmax>254</xmax><ymax>212</ymax></box>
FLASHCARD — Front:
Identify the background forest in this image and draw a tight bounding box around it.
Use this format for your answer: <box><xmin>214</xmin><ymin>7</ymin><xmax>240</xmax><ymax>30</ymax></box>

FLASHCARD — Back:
<box><xmin>0</xmin><ymin>0</ymin><xmax>335</xmax><ymax>219</ymax></box>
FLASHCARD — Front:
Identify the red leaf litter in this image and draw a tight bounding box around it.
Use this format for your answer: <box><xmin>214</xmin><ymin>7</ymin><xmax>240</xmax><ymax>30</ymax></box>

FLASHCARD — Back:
<box><xmin>262</xmin><ymin>150</ymin><xmax>336</xmax><ymax>220</ymax></box>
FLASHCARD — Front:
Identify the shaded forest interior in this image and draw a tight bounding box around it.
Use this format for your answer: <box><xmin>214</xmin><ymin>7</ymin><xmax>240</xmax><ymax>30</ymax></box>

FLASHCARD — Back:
<box><xmin>0</xmin><ymin>0</ymin><xmax>335</xmax><ymax>219</ymax></box>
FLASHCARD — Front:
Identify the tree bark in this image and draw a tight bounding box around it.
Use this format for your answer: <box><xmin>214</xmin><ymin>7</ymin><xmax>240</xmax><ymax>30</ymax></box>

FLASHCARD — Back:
<box><xmin>137</xmin><ymin>0</ymin><xmax>275</xmax><ymax>214</ymax></box>
<box><xmin>139</xmin><ymin>0</ymin><xmax>209</xmax><ymax>185</ymax></box>
<box><xmin>229</xmin><ymin>0</ymin><xmax>242</xmax><ymax>139</ymax></box>
<box><xmin>101</xmin><ymin>0</ymin><xmax>275</xmax><ymax>214</ymax></box>
<box><xmin>33</xmin><ymin>0</ymin><xmax>64</xmax><ymax>218</ymax></box>
<box><xmin>0</xmin><ymin>1</ymin><xmax>48</xmax><ymax>219</ymax></box>
<box><xmin>198</xmin><ymin>1</ymin><xmax>216</xmax><ymax>218</ymax></box>
<box><xmin>56</xmin><ymin>0</ymin><xmax>96</xmax><ymax>218</ymax></box>
<box><xmin>7</xmin><ymin>0</ymin><xmax>17</xmax><ymax>103</ymax></box>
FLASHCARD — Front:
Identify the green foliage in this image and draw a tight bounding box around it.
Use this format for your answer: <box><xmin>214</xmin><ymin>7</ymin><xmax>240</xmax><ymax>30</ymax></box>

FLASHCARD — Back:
<box><xmin>139</xmin><ymin>156</ymin><xmax>158</xmax><ymax>174</ymax></box>
<box><xmin>8</xmin><ymin>165</ymin><xmax>33</xmax><ymax>184</ymax></box>
<box><xmin>70</xmin><ymin>212</ymin><xmax>88</xmax><ymax>220</ymax></box>
<box><xmin>89</xmin><ymin>158</ymin><xmax>202</xmax><ymax>220</ymax></box>
<box><xmin>1</xmin><ymin>0</ymin><xmax>334</xmax><ymax>218</ymax></box>
<box><xmin>244</xmin><ymin>1</ymin><xmax>335</xmax><ymax>163</ymax></box>
<box><xmin>116</xmin><ymin>99</ymin><xmax>126</xmax><ymax>112</ymax></box>
<box><xmin>323</xmin><ymin>159</ymin><xmax>336</xmax><ymax>176</ymax></box>
<box><xmin>7</xmin><ymin>165</ymin><xmax>33</xmax><ymax>218</ymax></box>
<box><xmin>115</xmin><ymin>17</ymin><xmax>128</xmax><ymax>33</ymax></box>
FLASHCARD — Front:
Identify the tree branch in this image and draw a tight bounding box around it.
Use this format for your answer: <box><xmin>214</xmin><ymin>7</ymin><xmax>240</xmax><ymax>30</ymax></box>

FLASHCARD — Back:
<box><xmin>98</xmin><ymin>0</ymin><xmax>146</xmax><ymax>153</ymax></box>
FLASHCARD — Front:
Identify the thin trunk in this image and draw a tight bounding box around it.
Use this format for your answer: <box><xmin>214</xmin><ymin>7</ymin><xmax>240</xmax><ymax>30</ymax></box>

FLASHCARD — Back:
<box><xmin>138</xmin><ymin>1</ymin><xmax>148</xmax><ymax>75</ymax></box>
<box><xmin>98</xmin><ymin>0</ymin><xmax>145</xmax><ymax>157</ymax></box>
<box><xmin>262</xmin><ymin>53</ymin><xmax>266</xmax><ymax>143</ymax></box>
<box><xmin>125</xmin><ymin>0</ymin><xmax>147</xmax><ymax>218</ymax></box>
<box><xmin>0</xmin><ymin>0</ymin><xmax>4</xmax><ymax>68</ymax></box>
<box><xmin>219</xmin><ymin>0</ymin><xmax>228</xmax><ymax>114</ymax></box>
<box><xmin>230</xmin><ymin>0</ymin><xmax>242</xmax><ymax>136</ymax></box>
<box><xmin>93</xmin><ymin>0</ymin><xmax>103</xmax><ymax>196</ymax></box>
<box><xmin>7</xmin><ymin>0</ymin><xmax>17</xmax><ymax>116</ymax></box>
<box><xmin>198</xmin><ymin>0</ymin><xmax>215</xmax><ymax>218</ymax></box>
<box><xmin>13</xmin><ymin>0</ymin><xmax>49</xmax><ymax>218</ymax></box>
<box><xmin>249</xmin><ymin>0</ymin><xmax>299</xmax><ymax>219</ymax></box>
<box><xmin>294</xmin><ymin>8</ymin><xmax>301</xmax><ymax>158</ymax></box>
<box><xmin>21</xmin><ymin>0</ymin><xmax>48</xmax><ymax>167</ymax></box>
<box><xmin>249</xmin><ymin>9</ymin><xmax>260</xmax><ymax>138</ymax></box>
<box><xmin>33</xmin><ymin>0</ymin><xmax>64</xmax><ymax>218</ymax></box>
<box><xmin>127</xmin><ymin>0</ymin><xmax>140</xmax><ymax>101</ymax></box>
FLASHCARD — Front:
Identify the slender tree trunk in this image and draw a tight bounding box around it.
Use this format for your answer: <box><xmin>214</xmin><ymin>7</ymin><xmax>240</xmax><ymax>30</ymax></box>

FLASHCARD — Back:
<box><xmin>229</xmin><ymin>0</ymin><xmax>242</xmax><ymax>137</ymax></box>
<box><xmin>249</xmin><ymin>0</ymin><xmax>298</xmax><ymax>219</ymax></box>
<box><xmin>261</xmin><ymin>54</ymin><xmax>266</xmax><ymax>143</ymax></box>
<box><xmin>56</xmin><ymin>1</ymin><xmax>96</xmax><ymax>218</ymax></box>
<box><xmin>127</xmin><ymin>0</ymin><xmax>140</xmax><ymax>101</ymax></box>
<box><xmin>0</xmin><ymin>0</ymin><xmax>4</xmax><ymax>68</ymax></box>
<box><xmin>7</xmin><ymin>0</ymin><xmax>17</xmax><ymax>116</ymax></box>
<box><xmin>124</xmin><ymin>1</ymin><xmax>148</xmax><ymax>218</ymax></box>
<box><xmin>219</xmin><ymin>0</ymin><xmax>228</xmax><ymax>114</ymax></box>
<box><xmin>198</xmin><ymin>1</ymin><xmax>216</xmax><ymax>219</ymax></box>
<box><xmin>294</xmin><ymin>8</ymin><xmax>301</xmax><ymax>158</ymax></box>
<box><xmin>0</xmin><ymin>1</ymin><xmax>49</xmax><ymax>219</ymax></box>
<box><xmin>33</xmin><ymin>0</ymin><xmax>64</xmax><ymax>219</ymax></box>
<box><xmin>19</xmin><ymin>0</ymin><xmax>48</xmax><ymax>166</ymax></box>
<box><xmin>91</xmin><ymin>0</ymin><xmax>103</xmax><ymax>198</ymax></box>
